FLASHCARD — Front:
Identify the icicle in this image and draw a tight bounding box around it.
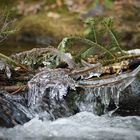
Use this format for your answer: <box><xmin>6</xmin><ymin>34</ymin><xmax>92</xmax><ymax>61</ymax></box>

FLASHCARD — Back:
<box><xmin>27</xmin><ymin>70</ymin><xmax>75</xmax><ymax>108</ymax></box>
<box><xmin>117</xmin><ymin>78</ymin><xmax>135</xmax><ymax>92</ymax></box>
<box><xmin>0</xmin><ymin>60</ymin><xmax>5</xmax><ymax>70</ymax></box>
<box><xmin>5</xmin><ymin>65</ymin><xmax>11</xmax><ymax>79</ymax></box>
<box><xmin>100</xmin><ymin>86</ymin><xmax>111</xmax><ymax>107</ymax></box>
<box><xmin>76</xmin><ymin>88</ymin><xmax>96</xmax><ymax>112</ymax></box>
<box><xmin>110</xmin><ymin>86</ymin><xmax>120</xmax><ymax>107</ymax></box>
<box><xmin>95</xmin><ymin>87</ymin><xmax>101</xmax><ymax>97</ymax></box>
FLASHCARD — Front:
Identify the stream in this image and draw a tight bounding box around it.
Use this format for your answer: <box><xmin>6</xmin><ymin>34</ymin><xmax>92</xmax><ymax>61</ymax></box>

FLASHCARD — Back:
<box><xmin>0</xmin><ymin>68</ymin><xmax>140</xmax><ymax>140</ymax></box>
<box><xmin>0</xmin><ymin>41</ymin><xmax>140</xmax><ymax>140</ymax></box>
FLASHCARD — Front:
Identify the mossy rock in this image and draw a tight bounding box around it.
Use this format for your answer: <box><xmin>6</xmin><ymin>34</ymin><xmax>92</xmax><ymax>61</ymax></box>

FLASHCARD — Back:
<box><xmin>16</xmin><ymin>14</ymin><xmax>84</xmax><ymax>45</ymax></box>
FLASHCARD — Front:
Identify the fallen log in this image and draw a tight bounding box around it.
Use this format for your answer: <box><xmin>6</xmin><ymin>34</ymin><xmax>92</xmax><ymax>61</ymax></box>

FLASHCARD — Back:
<box><xmin>77</xmin><ymin>65</ymin><xmax>140</xmax><ymax>88</ymax></box>
<box><xmin>70</xmin><ymin>58</ymin><xmax>140</xmax><ymax>79</ymax></box>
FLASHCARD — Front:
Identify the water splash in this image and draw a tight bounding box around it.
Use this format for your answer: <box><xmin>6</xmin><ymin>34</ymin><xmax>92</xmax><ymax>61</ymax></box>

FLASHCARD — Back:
<box><xmin>27</xmin><ymin>69</ymin><xmax>76</xmax><ymax>119</ymax></box>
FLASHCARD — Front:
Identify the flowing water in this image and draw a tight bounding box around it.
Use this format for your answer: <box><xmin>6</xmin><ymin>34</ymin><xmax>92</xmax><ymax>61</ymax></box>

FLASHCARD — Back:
<box><xmin>0</xmin><ymin>112</ymin><xmax>140</xmax><ymax>140</ymax></box>
<box><xmin>0</xmin><ymin>69</ymin><xmax>140</xmax><ymax>140</ymax></box>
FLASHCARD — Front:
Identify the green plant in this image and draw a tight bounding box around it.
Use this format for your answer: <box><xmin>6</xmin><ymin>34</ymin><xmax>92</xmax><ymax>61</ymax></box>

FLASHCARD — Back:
<box><xmin>58</xmin><ymin>17</ymin><xmax>124</xmax><ymax>63</ymax></box>
<box><xmin>0</xmin><ymin>11</ymin><xmax>26</xmax><ymax>72</ymax></box>
<box><xmin>102</xmin><ymin>18</ymin><xmax>123</xmax><ymax>55</ymax></box>
<box><xmin>0</xmin><ymin>10</ymin><xmax>17</xmax><ymax>43</ymax></box>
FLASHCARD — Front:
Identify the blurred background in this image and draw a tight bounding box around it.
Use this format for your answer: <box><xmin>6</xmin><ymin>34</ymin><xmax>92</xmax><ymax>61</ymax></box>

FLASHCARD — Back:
<box><xmin>0</xmin><ymin>0</ymin><xmax>140</xmax><ymax>55</ymax></box>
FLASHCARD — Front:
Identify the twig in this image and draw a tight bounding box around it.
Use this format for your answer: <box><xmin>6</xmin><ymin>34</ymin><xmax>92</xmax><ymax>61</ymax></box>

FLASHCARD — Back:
<box><xmin>0</xmin><ymin>52</ymin><xmax>29</xmax><ymax>72</ymax></box>
<box><xmin>0</xmin><ymin>85</ymin><xmax>27</xmax><ymax>93</ymax></box>
<box><xmin>77</xmin><ymin>65</ymin><xmax>140</xmax><ymax>88</ymax></box>
<box><xmin>11</xmin><ymin>86</ymin><xmax>27</xmax><ymax>95</ymax></box>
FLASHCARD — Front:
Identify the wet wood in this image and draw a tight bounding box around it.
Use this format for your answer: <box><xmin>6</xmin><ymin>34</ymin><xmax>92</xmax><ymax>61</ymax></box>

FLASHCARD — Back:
<box><xmin>70</xmin><ymin>58</ymin><xmax>140</xmax><ymax>79</ymax></box>
<box><xmin>77</xmin><ymin>65</ymin><xmax>140</xmax><ymax>88</ymax></box>
<box><xmin>13</xmin><ymin>76</ymin><xmax>31</xmax><ymax>81</ymax></box>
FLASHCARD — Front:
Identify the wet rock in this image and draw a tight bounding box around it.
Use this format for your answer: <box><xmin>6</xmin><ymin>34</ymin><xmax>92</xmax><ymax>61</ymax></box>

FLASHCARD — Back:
<box><xmin>0</xmin><ymin>91</ymin><xmax>30</xmax><ymax>128</ymax></box>
<box><xmin>115</xmin><ymin>77</ymin><xmax>140</xmax><ymax>116</ymax></box>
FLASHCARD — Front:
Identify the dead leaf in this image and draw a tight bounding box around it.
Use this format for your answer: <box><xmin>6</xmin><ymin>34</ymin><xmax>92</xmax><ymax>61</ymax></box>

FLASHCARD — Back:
<box><xmin>47</xmin><ymin>12</ymin><xmax>60</xmax><ymax>19</ymax></box>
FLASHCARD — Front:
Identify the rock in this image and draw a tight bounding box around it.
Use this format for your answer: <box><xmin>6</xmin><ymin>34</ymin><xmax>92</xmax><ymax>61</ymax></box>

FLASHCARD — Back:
<box><xmin>0</xmin><ymin>91</ymin><xmax>30</xmax><ymax>128</ymax></box>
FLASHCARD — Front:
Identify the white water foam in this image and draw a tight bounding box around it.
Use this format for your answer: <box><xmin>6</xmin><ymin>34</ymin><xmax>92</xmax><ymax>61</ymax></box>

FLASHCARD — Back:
<box><xmin>0</xmin><ymin>112</ymin><xmax>140</xmax><ymax>140</ymax></box>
